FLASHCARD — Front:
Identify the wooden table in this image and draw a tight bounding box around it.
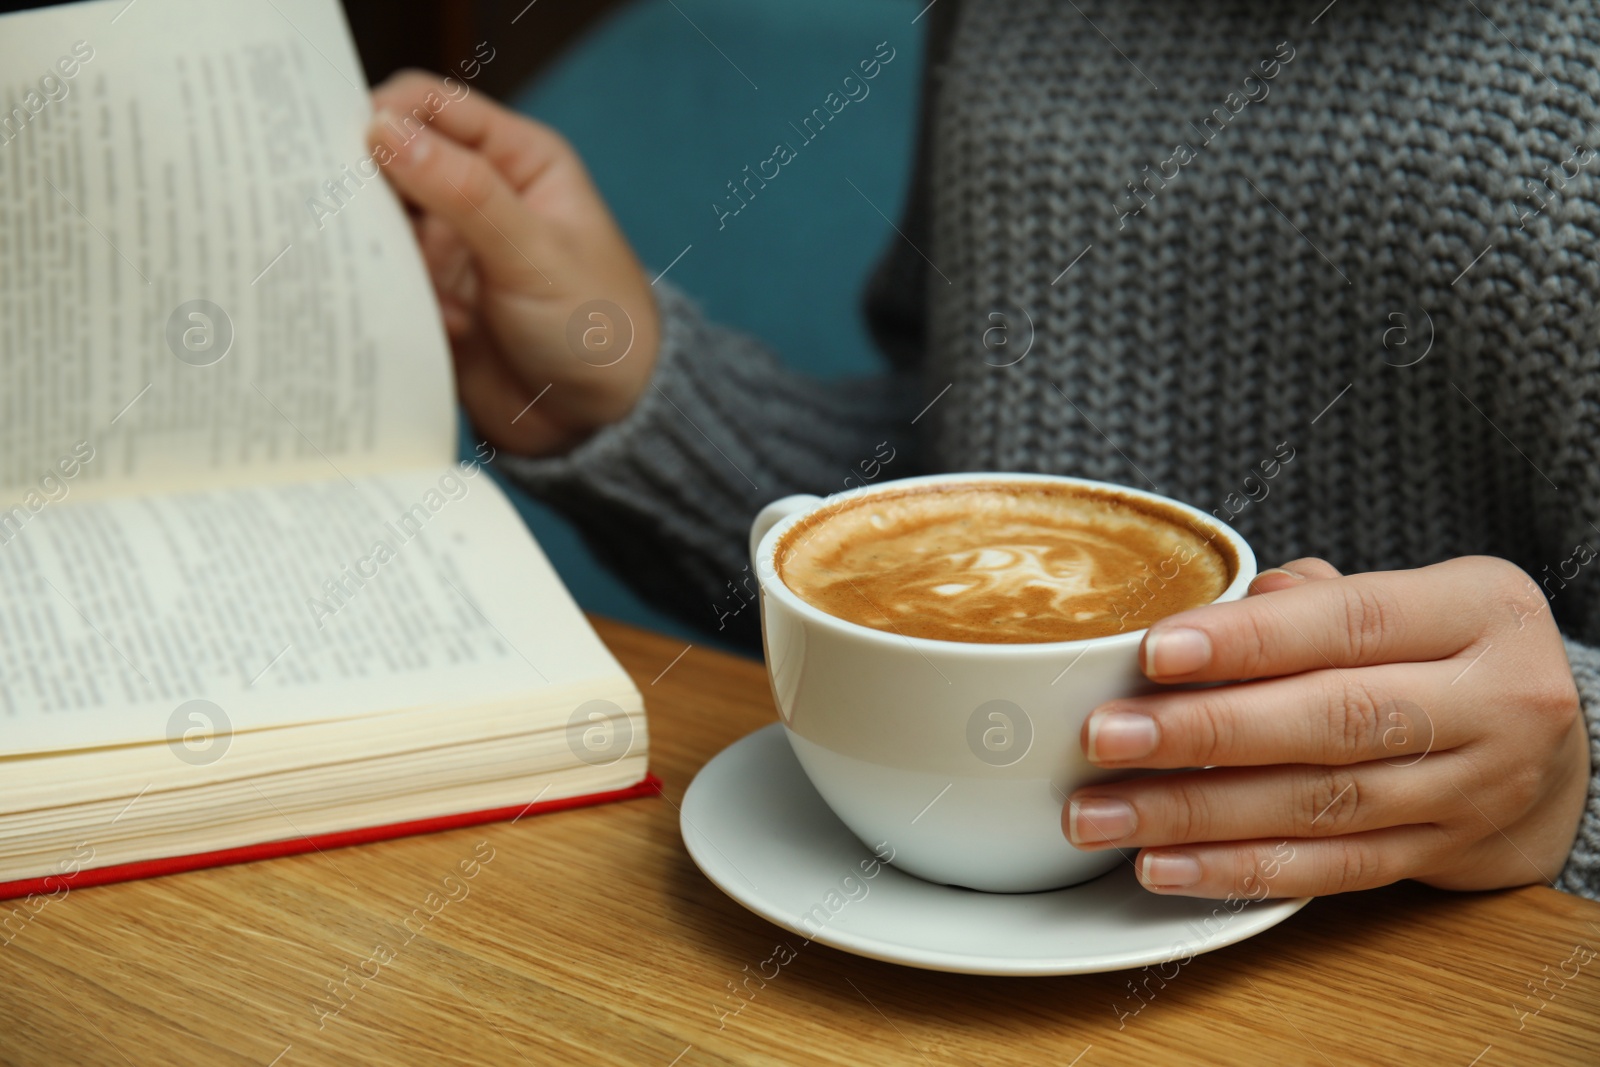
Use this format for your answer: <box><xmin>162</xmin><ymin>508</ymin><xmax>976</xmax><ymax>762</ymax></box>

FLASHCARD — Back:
<box><xmin>4</xmin><ymin>619</ymin><xmax>1598</xmax><ymax>1066</ymax></box>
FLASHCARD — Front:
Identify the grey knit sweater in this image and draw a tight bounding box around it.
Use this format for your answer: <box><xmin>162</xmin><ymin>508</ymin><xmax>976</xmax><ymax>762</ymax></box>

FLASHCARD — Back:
<box><xmin>503</xmin><ymin>0</ymin><xmax>1600</xmax><ymax>899</ymax></box>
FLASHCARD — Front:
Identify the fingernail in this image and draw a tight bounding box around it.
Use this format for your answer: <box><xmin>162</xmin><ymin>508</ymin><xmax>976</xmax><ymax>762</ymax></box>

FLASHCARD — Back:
<box><xmin>1249</xmin><ymin>567</ymin><xmax>1304</xmax><ymax>594</ymax></box>
<box><xmin>1142</xmin><ymin>626</ymin><xmax>1211</xmax><ymax>676</ymax></box>
<box><xmin>370</xmin><ymin>107</ymin><xmax>397</xmax><ymax>141</ymax></box>
<box><xmin>1085</xmin><ymin>710</ymin><xmax>1159</xmax><ymax>762</ymax></box>
<box><xmin>1257</xmin><ymin>567</ymin><xmax>1304</xmax><ymax>583</ymax></box>
<box><xmin>1068</xmin><ymin>797</ymin><xmax>1137</xmax><ymax>844</ymax></box>
<box><xmin>1141</xmin><ymin>852</ymin><xmax>1202</xmax><ymax>889</ymax></box>
<box><xmin>371</xmin><ymin>109</ymin><xmax>430</xmax><ymax>164</ymax></box>
<box><xmin>407</xmin><ymin>127</ymin><xmax>432</xmax><ymax>163</ymax></box>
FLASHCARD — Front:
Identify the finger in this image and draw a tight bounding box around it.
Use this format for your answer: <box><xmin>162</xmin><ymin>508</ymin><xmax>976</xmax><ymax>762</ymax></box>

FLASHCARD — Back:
<box><xmin>1130</xmin><ymin>827</ymin><xmax>1449</xmax><ymax>898</ymax></box>
<box><xmin>371</xmin><ymin>70</ymin><xmax>570</xmax><ymax>192</ymax></box>
<box><xmin>1081</xmin><ymin>662</ymin><xmax>1455</xmax><ymax>768</ymax></box>
<box><xmin>407</xmin><ymin>215</ymin><xmax>476</xmax><ymax>333</ymax></box>
<box><xmin>1248</xmin><ymin>556</ymin><xmax>1342</xmax><ymax>595</ymax></box>
<box><xmin>450</xmin><ymin>333</ymin><xmax>574</xmax><ymax>456</ymax></box>
<box><xmin>439</xmin><ymin>299</ymin><xmax>473</xmax><ymax>339</ymax></box>
<box><xmin>1139</xmin><ymin>557</ymin><xmax>1506</xmax><ymax>682</ymax></box>
<box><xmin>1065</xmin><ymin>755</ymin><xmax>1462</xmax><ymax>850</ymax></box>
<box><xmin>416</xmin><ymin>214</ymin><xmax>475</xmax><ymax>297</ymax></box>
<box><xmin>369</xmin><ymin>111</ymin><xmax>553</xmax><ymax>289</ymax></box>
<box><xmin>415</xmin><ymin>216</ymin><xmax>479</xmax><ymax>327</ymax></box>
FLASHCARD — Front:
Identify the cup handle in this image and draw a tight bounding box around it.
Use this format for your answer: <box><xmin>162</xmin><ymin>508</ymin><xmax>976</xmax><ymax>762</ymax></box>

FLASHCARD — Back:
<box><xmin>749</xmin><ymin>495</ymin><xmax>821</xmax><ymax>569</ymax></box>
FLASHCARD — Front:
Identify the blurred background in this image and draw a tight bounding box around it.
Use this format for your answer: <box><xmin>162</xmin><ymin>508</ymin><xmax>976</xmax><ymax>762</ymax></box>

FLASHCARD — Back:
<box><xmin>5</xmin><ymin>0</ymin><xmax>929</xmax><ymax>652</ymax></box>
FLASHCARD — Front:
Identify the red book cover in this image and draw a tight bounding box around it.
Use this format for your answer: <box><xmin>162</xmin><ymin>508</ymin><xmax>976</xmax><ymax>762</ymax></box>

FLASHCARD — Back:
<box><xmin>0</xmin><ymin>774</ymin><xmax>662</xmax><ymax>902</ymax></box>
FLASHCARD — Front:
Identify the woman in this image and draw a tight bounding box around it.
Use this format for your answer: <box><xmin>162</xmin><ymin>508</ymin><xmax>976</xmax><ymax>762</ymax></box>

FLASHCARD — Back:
<box><xmin>368</xmin><ymin>0</ymin><xmax>1598</xmax><ymax>901</ymax></box>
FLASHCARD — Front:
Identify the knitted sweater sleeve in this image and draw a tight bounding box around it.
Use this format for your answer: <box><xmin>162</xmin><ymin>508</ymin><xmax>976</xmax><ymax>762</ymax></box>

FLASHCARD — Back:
<box><xmin>494</xmin><ymin>280</ymin><xmax>920</xmax><ymax>648</ymax></box>
<box><xmin>1555</xmin><ymin>636</ymin><xmax>1600</xmax><ymax>899</ymax></box>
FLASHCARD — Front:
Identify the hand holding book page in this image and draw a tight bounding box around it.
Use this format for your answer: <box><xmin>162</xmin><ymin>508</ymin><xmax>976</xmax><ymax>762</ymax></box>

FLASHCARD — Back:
<box><xmin>368</xmin><ymin>72</ymin><xmax>662</xmax><ymax>458</ymax></box>
<box><xmin>0</xmin><ymin>0</ymin><xmax>650</xmax><ymax>893</ymax></box>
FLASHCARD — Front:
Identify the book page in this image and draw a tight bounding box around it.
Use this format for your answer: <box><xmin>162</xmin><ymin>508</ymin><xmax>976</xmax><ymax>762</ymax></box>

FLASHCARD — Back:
<box><xmin>0</xmin><ymin>0</ymin><xmax>455</xmax><ymax>505</ymax></box>
<box><xmin>0</xmin><ymin>466</ymin><xmax>636</xmax><ymax>755</ymax></box>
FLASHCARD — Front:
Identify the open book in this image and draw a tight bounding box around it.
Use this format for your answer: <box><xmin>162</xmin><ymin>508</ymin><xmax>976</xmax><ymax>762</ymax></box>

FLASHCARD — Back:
<box><xmin>0</xmin><ymin>0</ymin><xmax>652</xmax><ymax>900</ymax></box>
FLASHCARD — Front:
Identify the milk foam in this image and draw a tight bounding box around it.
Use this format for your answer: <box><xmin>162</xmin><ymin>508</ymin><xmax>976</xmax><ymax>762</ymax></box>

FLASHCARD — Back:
<box><xmin>777</xmin><ymin>484</ymin><xmax>1232</xmax><ymax>643</ymax></box>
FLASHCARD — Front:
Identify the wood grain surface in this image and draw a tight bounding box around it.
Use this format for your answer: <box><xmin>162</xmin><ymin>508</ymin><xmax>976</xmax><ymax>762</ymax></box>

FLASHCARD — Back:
<box><xmin>2</xmin><ymin>618</ymin><xmax>1597</xmax><ymax>1066</ymax></box>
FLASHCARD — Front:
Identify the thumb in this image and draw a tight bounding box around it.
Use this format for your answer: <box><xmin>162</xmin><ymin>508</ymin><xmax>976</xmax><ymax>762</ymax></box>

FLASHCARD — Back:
<box><xmin>369</xmin><ymin>110</ymin><xmax>552</xmax><ymax>290</ymax></box>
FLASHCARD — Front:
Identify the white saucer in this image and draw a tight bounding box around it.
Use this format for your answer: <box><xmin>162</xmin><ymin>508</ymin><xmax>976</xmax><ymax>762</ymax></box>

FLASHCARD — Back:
<box><xmin>680</xmin><ymin>724</ymin><xmax>1310</xmax><ymax>976</ymax></box>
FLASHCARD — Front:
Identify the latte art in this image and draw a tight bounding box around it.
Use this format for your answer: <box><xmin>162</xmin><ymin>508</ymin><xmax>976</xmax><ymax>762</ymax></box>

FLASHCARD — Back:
<box><xmin>916</xmin><ymin>534</ymin><xmax>1137</xmax><ymax>624</ymax></box>
<box><xmin>776</xmin><ymin>483</ymin><xmax>1234</xmax><ymax>643</ymax></box>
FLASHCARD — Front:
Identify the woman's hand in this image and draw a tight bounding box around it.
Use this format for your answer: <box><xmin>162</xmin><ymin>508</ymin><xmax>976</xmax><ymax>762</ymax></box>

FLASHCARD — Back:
<box><xmin>369</xmin><ymin>72</ymin><xmax>660</xmax><ymax>456</ymax></box>
<box><xmin>1065</xmin><ymin>555</ymin><xmax>1592</xmax><ymax>897</ymax></box>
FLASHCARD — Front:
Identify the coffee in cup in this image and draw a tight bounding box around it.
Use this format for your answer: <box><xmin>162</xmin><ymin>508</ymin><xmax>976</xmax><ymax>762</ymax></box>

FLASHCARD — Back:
<box><xmin>775</xmin><ymin>481</ymin><xmax>1233</xmax><ymax>644</ymax></box>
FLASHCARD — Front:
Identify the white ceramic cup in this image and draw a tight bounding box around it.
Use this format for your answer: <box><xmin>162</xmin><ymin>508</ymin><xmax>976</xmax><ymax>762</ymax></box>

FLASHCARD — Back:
<box><xmin>748</xmin><ymin>472</ymin><xmax>1257</xmax><ymax>893</ymax></box>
